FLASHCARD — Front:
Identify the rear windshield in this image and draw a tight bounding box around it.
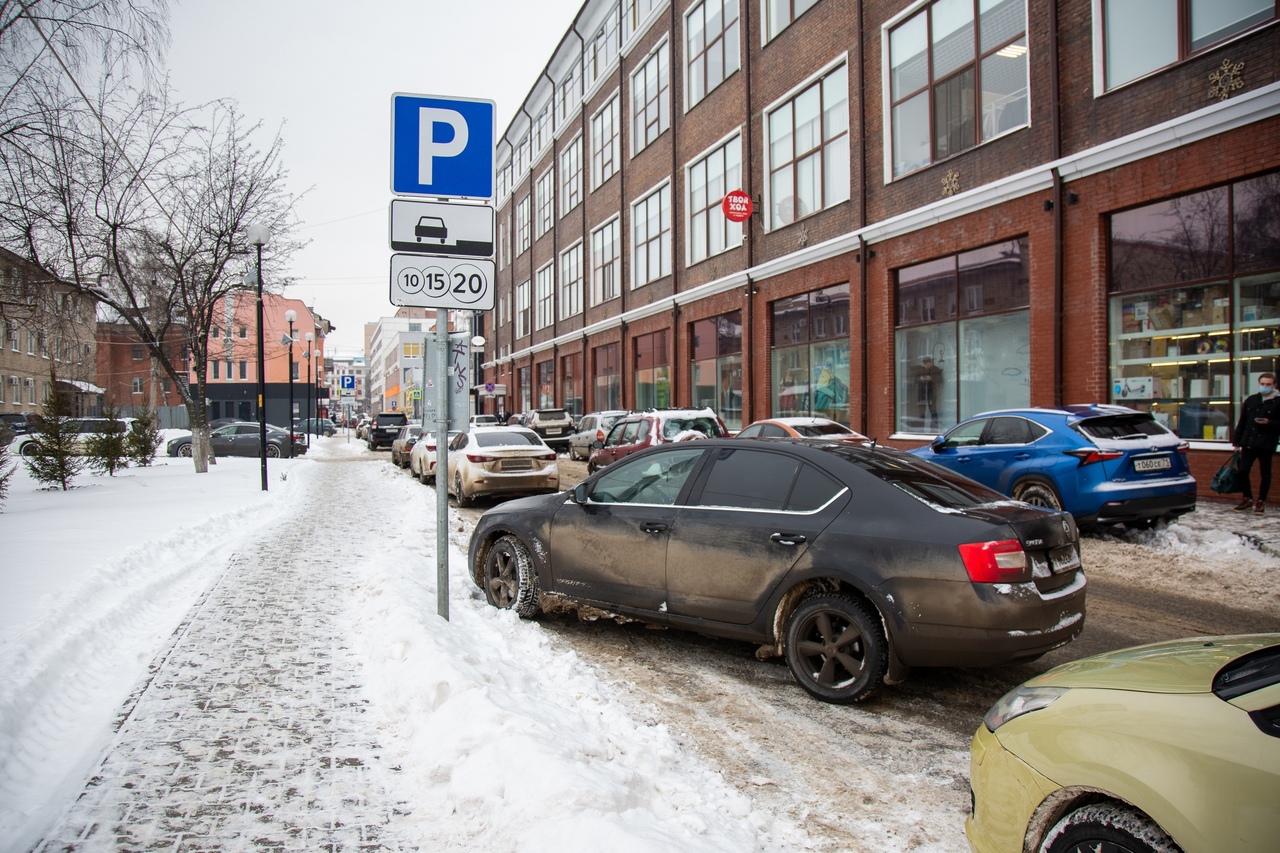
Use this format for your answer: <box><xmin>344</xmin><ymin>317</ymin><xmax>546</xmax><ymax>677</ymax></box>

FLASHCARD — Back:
<box><xmin>377</xmin><ymin>414</ymin><xmax>408</xmax><ymax>425</ymax></box>
<box><xmin>661</xmin><ymin>416</ymin><xmax>723</xmax><ymax>439</ymax></box>
<box><xmin>1077</xmin><ymin>414</ymin><xmax>1167</xmax><ymax>440</ymax></box>
<box><xmin>794</xmin><ymin>421</ymin><xmax>856</xmax><ymax>437</ymax></box>
<box><xmin>476</xmin><ymin>430</ymin><xmax>543</xmax><ymax>447</ymax></box>
<box><xmin>535</xmin><ymin>409</ymin><xmax>568</xmax><ymax>420</ymax></box>
<box><xmin>824</xmin><ymin>446</ymin><xmax>1008</xmax><ymax>509</ymax></box>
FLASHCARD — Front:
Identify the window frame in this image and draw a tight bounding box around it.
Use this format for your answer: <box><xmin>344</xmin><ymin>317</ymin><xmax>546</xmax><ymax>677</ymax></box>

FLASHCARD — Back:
<box><xmin>535</xmin><ymin>261</ymin><xmax>556</xmax><ymax>330</ymax></box>
<box><xmin>516</xmin><ymin>195</ymin><xmax>532</xmax><ymax>255</ymax></box>
<box><xmin>763</xmin><ymin>0</ymin><xmax>821</xmax><ymax>43</ymax></box>
<box><xmin>764</xmin><ymin>57</ymin><xmax>851</xmax><ymax>230</ymax></box>
<box><xmin>560</xmin><ymin>240</ymin><xmax>585</xmax><ymax>320</ymax></box>
<box><xmin>536</xmin><ymin>167</ymin><xmax>556</xmax><ymax>238</ymax></box>
<box><xmin>516</xmin><ymin>279</ymin><xmax>532</xmax><ymax>338</ymax></box>
<box><xmin>591</xmin><ymin>90</ymin><xmax>622</xmax><ymax>190</ymax></box>
<box><xmin>591</xmin><ymin>215</ymin><xmax>622</xmax><ymax>306</ymax></box>
<box><xmin>631</xmin><ymin>180</ymin><xmax>673</xmax><ymax>288</ymax></box>
<box><xmin>686</xmin><ymin>0</ymin><xmax>742</xmax><ymax>110</ymax></box>
<box><xmin>631</xmin><ymin>39</ymin><xmax>671</xmax><ymax>156</ymax></box>
<box><xmin>686</xmin><ymin>130</ymin><xmax>745</xmax><ymax>266</ymax></box>
<box><xmin>561</xmin><ymin>133</ymin><xmax>584</xmax><ymax>217</ymax></box>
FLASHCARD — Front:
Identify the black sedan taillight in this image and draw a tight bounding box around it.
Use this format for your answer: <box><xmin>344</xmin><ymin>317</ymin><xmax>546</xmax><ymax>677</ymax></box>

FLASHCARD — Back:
<box><xmin>958</xmin><ymin>540</ymin><xmax>1030</xmax><ymax>583</ymax></box>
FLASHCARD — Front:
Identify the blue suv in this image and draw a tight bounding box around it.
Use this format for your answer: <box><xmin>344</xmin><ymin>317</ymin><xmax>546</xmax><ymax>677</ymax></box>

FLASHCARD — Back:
<box><xmin>909</xmin><ymin>405</ymin><xmax>1196</xmax><ymax>526</ymax></box>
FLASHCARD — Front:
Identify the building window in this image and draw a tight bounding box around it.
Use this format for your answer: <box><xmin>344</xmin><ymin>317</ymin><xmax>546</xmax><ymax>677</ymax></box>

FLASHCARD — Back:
<box><xmin>767</xmin><ymin>63</ymin><xmax>850</xmax><ymax>228</ymax></box>
<box><xmin>212</xmin><ymin>360</ymin><xmax>220</xmax><ymax>379</ymax></box>
<box><xmin>536</xmin><ymin>262</ymin><xmax>556</xmax><ymax>330</ymax></box>
<box><xmin>767</xmin><ymin>0</ymin><xmax>820</xmax><ymax>40</ymax></box>
<box><xmin>1102</xmin><ymin>0</ymin><xmax>1275</xmax><ymax>90</ymax></box>
<box><xmin>561</xmin><ymin>135</ymin><xmax>583</xmax><ymax>216</ymax></box>
<box><xmin>561</xmin><ymin>352</ymin><xmax>583</xmax><ymax>417</ymax></box>
<box><xmin>131</xmin><ymin>377</ymin><xmax>143</xmax><ymax>394</ymax></box>
<box><xmin>592</xmin><ymin>217</ymin><xmax>621</xmax><ymax>305</ymax></box>
<box><xmin>688</xmin><ymin>134</ymin><xmax>743</xmax><ymax>264</ymax></box>
<box><xmin>584</xmin><ymin>12</ymin><xmax>621</xmax><ymax>91</ymax></box>
<box><xmin>515</xmin><ymin>133</ymin><xmax>531</xmax><ymax>176</ymax></box>
<box><xmin>774</xmin><ymin>283</ymin><xmax>854</xmax><ymax>424</ymax></box>
<box><xmin>161</xmin><ymin>378</ymin><xmax>171</xmax><ymax>393</ymax></box>
<box><xmin>38</xmin><ymin>332</ymin><xmax>48</xmax><ymax>358</ymax></box>
<box><xmin>239</xmin><ymin>360</ymin><xmax>247</xmax><ymax>380</ymax></box>
<box><xmin>26</xmin><ymin>377</ymin><xmax>36</xmax><ymax>405</ymax></box>
<box><xmin>631</xmin><ymin>42</ymin><xmax>670</xmax><ymax>154</ymax></box>
<box><xmin>623</xmin><ymin>0</ymin><xmax>662</xmax><ymax>41</ymax></box>
<box><xmin>591</xmin><ymin>93</ymin><xmax>621</xmax><ymax>189</ymax></box>
<box><xmin>0</xmin><ymin>375</ymin><xmax>6</xmax><ymax>403</ymax></box>
<box><xmin>516</xmin><ymin>279</ymin><xmax>532</xmax><ymax>338</ymax></box>
<box><xmin>635</xmin><ymin>330</ymin><xmax>670</xmax><ymax>409</ymax></box>
<box><xmin>536</xmin><ymin>168</ymin><xmax>555</xmax><ymax>238</ymax></box>
<box><xmin>887</xmin><ymin>0</ymin><xmax>1028</xmax><ymax>179</ymax></box>
<box><xmin>632</xmin><ymin>183</ymin><xmax>672</xmax><ymax>287</ymax></box>
<box><xmin>558</xmin><ymin>63</ymin><xmax>583</xmax><ymax>127</ymax></box>
<box><xmin>26</xmin><ymin>330</ymin><xmax>34</xmax><ymax>355</ymax></box>
<box><xmin>239</xmin><ymin>326</ymin><xmax>247</xmax><ymax>338</ymax></box>
<box><xmin>1108</xmin><ymin>174</ymin><xmax>1280</xmax><ymax>441</ymax></box>
<box><xmin>594</xmin><ymin>342</ymin><xmax>622</xmax><ymax>410</ymax></box>
<box><xmin>516</xmin><ymin>195</ymin><xmax>531</xmax><ymax>255</ymax></box>
<box><xmin>560</xmin><ymin>242</ymin><xmax>584</xmax><ymax>319</ymax></box>
<box><xmin>532</xmin><ymin>103</ymin><xmax>552</xmax><ymax>154</ymax></box>
<box><xmin>687</xmin><ymin>0</ymin><xmax>740</xmax><ymax>107</ymax></box>
<box><xmin>212</xmin><ymin>326</ymin><xmax>219</xmax><ymax>339</ymax></box>
<box><xmin>691</xmin><ymin>312</ymin><xmax>744</xmax><ymax>430</ymax></box>
<box><xmin>7</xmin><ymin>322</ymin><xmax>16</xmax><ymax>351</ymax></box>
<box><xmin>499</xmin><ymin>217</ymin><xmax>510</xmax><ymax>269</ymax></box>
<box><xmin>894</xmin><ymin>237</ymin><xmax>1030</xmax><ymax>433</ymax></box>
<box><xmin>537</xmin><ymin>360</ymin><xmax>555</xmax><ymax>408</ymax></box>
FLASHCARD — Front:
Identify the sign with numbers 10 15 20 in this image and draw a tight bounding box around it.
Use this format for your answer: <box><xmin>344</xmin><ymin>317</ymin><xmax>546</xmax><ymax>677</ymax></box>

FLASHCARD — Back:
<box><xmin>389</xmin><ymin>254</ymin><xmax>494</xmax><ymax>310</ymax></box>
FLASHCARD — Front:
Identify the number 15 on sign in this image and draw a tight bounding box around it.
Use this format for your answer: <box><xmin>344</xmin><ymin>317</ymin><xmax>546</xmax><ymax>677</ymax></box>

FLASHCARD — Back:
<box><xmin>390</xmin><ymin>254</ymin><xmax>495</xmax><ymax>310</ymax></box>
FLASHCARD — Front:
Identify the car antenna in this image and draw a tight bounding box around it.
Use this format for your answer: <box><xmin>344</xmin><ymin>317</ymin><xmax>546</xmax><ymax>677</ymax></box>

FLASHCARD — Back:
<box><xmin>869</xmin><ymin>438</ymin><xmax>878</xmax><ymax>451</ymax></box>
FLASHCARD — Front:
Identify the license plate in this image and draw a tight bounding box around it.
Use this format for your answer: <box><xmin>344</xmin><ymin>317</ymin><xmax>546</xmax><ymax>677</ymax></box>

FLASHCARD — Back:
<box><xmin>1132</xmin><ymin>456</ymin><xmax>1171</xmax><ymax>472</ymax></box>
<box><xmin>501</xmin><ymin>459</ymin><xmax>533</xmax><ymax>472</ymax></box>
<box><xmin>546</xmin><ymin>428</ymin><xmax>562</xmax><ymax>435</ymax></box>
<box><xmin>1048</xmin><ymin>544</ymin><xmax>1080</xmax><ymax>574</ymax></box>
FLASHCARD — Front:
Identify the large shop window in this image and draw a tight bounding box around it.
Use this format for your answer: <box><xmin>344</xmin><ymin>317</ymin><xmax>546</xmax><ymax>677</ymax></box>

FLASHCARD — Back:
<box><xmin>691</xmin><ymin>311</ymin><xmax>743</xmax><ymax>430</ymax></box>
<box><xmin>635</xmin><ymin>330</ymin><xmax>671</xmax><ymax>409</ymax></box>
<box><xmin>1101</xmin><ymin>0</ymin><xmax>1275</xmax><ymax>91</ymax></box>
<box><xmin>887</xmin><ymin>0</ymin><xmax>1028</xmax><ymax>178</ymax></box>
<box><xmin>1108</xmin><ymin>173</ymin><xmax>1280</xmax><ymax>441</ymax></box>
<box><xmin>771</xmin><ymin>283</ymin><xmax>851</xmax><ymax>422</ymax></box>
<box><xmin>562</xmin><ymin>353</ymin><xmax>583</xmax><ymax>417</ymax></box>
<box><xmin>894</xmin><ymin>237</ymin><xmax>1030</xmax><ymax>434</ymax></box>
<box><xmin>594</xmin><ymin>342</ymin><xmax>622</xmax><ymax>410</ymax></box>
<box><xmin>768</xmin><ymin>63</ymin><xmax>849</xmax><ymax>229</ymax></box>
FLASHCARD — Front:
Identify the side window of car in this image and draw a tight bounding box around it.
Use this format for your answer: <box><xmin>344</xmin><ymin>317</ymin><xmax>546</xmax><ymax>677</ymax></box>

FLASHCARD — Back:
<box><xmin>621</xmin><ymin>420</ymin><xmax>641</xmax><ymax>444</ymax></box>
<box><xmin>983</xmin><ymin>416</ymin><xmax>1031</xmax><ymax>445</ymax></box>
<box><xmin>588</xmin><ymin>447</ymin><xmax>705</xmax><ymax>505</ymax></box>
<box><xmin>944</xmin><ymin>419</ymin><xmax>987</xmax><ymax>448</ymax></box>
<box><xmin>787</xmin><ymin>464</ymin><xmax>845</xmax><ymax>511</ymax></box>
<box><xmin>737</xmin><ymin>424</ymin><xmax>761</xmax><ymax>437</ymax></box>
<box><xmin>636</xmin><ymin>420</ymin><xmax>651</xmax><ymax>443</ymax></box>
<box><xmin>761</xmin><ymin>424</ymin><xmax>789</xmax><ymax>437</ymax></box>
<box><xmin>693</xmin><ymin>447</ymin><xmax>802</xmax><ymax>510</ymax></box>
<box><xmin>450</xmin><ymin>433</ymin><xmax>467</xmax><ymax>451</ymax></box>
<box><xmin>604</xmin><ymin>422</ymin><xmax>627</xmax><ymax>446</ymax></box>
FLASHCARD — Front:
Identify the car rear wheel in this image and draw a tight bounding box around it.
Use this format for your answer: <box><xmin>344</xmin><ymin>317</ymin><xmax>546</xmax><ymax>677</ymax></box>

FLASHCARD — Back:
<box><xmin>1040</xmin><ymin>803</ymin><xmax>1180</xmax><ymax>853</ymax></box>
<box><xmin>1014</xmin><ymin>480</ymin><xmax>1063</xmax><ymax>511</ymax></box>
<box><xmin>453</xmin><ymin>472</ymin><xmax>473</xmax><ymax>507</ymax></box>
<box><xmin>20</xmin><ymin>441</ymin><xmax>39</xmax><ymax>457</ymax></box>
<box><xmin>178</xmin><ymin>443</ymin><xmax>193</xmax><ymax>458</ymax></box>
<box><xmin>483</xmin><ymin>535</ymin><xmax>541</xmax><ymax>618</ymax></box>
<box><xmin>265</xmin><ymin>444</ymin><xmax>281</xmax><ymax>458</ymax></box>
<box><xmin>785</xmin><ymin>594</ymin><xmax>887</xmax><ymax>704</ymax></box>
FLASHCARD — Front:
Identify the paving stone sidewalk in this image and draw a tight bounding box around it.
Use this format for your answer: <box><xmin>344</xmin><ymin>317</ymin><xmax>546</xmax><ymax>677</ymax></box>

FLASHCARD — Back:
<box><xmin>36</xmin><ymin>458</ymin><xmax>413</xmax><ymax>852</ymax></box>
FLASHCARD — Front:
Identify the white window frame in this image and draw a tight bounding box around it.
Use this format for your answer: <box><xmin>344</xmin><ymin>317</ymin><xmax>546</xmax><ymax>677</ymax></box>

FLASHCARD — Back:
<box><xmin>560</xmin><ymin>241</ymin><xmax>584</xmax><ymax>320</ymax></box>
<box><xmin>631</xmin><ymin>39</ymin><xmax>671</xmax><ymax>156</ymax></box>
<box><xmin>763</xmin><ymin>0</ymin><xmax>820</xmax><ymax>43</ymax></box>
<box><xmin>631</xmin><ymin>180</ymin><xmax>673</xmax><ymax>288</ymax></box>
<box><xmin>131</xmin><ymin>377</ymin><xmax>143</xmax><ymax>395</ymax></box>
<box><xmin>763</xmin><ymin>57</ymin><xmax>850</xmax><ymax>231</ymax></box>
<box><xmin>557</xmin><ymin>62</ymin><xmax>584</xmax><ymax>129</ymax></box>
<box><xmin>591</xmin><ymin>216</ymin><xmax>622</xmax><ymax>306</ymax></box>
<box><xmin>591</xmin><ymin>90</ymin><xmax>621</xmax><ymax>189</ymax></box>
<box><xmin>535</xmin><ymin>261</ymin><xmax>556</xmax><ymax>330</ymax></box>
<box><xmin>685</xmin><ymin>130</ymin><xmax>744</xmax><ymax>266</ymax></box>
<box><xmin>516</xmin><ymin>195</ymin><xmax>532</xmax><ymax>255</ymax></box>
<box><xmin>561</xmin><ymin>134</ymin><xmax>584</xmax><ymax>217</ymax></box>
<box><xmin>686</xmin><ymin>0</ymin><xmax>741</xmax><ymax>110</ymax></box>
<box><xmin>516</xmin><ymin>280</ymin><xmax>532</xmax><ymax>338</ymax></box>
<box><xmin>536</xmin><ymin>167</ymin><xmax>556</xmax><ymax>238</ymax></box>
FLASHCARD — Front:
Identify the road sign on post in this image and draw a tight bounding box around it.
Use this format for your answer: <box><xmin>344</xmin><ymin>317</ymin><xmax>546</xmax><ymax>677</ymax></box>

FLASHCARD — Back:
<box><xmin>391</xmin><ymin>93</ymin><xmax>495</xmax><ymax>199</ymax></box>
<box><xmin>390</xmin><ymin>199</ymin><xmax>494</xmax><ymax>257</ymax></box>
<box><xmin>390</xmin><ymin>255</ymin><xmax>495</xmax><ymax>311</ymax></box>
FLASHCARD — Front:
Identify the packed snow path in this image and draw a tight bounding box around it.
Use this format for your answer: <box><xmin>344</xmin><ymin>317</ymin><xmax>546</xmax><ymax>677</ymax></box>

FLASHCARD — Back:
<box><xmin>36</xmin><ymin>458</ymin><xmax>413</xmax><ymax>851</ymax></box>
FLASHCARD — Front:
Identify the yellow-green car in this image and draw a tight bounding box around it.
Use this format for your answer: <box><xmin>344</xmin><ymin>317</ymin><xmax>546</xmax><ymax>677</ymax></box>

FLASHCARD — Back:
<box><xmin>967</xmin><ymin>634</ymin><xmax>1280</xmax><ymax>853</ymax></box>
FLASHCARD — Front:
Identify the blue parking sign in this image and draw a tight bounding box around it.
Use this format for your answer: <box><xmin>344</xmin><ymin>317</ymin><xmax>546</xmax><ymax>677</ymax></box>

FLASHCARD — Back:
<box><xmin>391</xmin><ymin>93</ymin><xmax>495</xmax><ymax>199</ymax></box>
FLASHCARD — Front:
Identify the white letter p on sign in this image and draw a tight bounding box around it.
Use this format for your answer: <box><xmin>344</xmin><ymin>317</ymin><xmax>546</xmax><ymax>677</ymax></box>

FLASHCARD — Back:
<box><xmin>418</xmin><ymin>108</ymin><xmax>469</xmax><ymax>186</ymax></box>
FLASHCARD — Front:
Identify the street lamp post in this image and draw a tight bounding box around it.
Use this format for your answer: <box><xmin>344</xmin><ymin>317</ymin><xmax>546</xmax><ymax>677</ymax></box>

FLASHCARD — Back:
<box><xmin>284</xmin><ymin>309</ymin><xmax>296</xmax><ymax>459</ymax></box>
<box><xmin>246</xmin><ymin>223</ymin><xmax>271</xmax><ymax>491</ymax></box>
<box><xmin>305</xmin><ymin>332</ymin><xmax>314</xmax><ymax>449</ymax></box>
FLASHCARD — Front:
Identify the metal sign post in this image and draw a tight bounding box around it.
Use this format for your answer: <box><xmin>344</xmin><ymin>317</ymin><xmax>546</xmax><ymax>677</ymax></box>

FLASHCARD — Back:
<box><xmin>435</xmin><ymin>320</ymin><xmax>450</xmax><ymax>620</ymax></box>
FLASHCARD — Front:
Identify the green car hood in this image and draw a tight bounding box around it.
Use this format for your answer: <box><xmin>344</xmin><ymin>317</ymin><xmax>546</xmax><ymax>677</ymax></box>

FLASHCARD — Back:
<box><xmin>1027</xmin><ymin>634</ymin><xmax>1280</xmax><ymax>694</ymax></box>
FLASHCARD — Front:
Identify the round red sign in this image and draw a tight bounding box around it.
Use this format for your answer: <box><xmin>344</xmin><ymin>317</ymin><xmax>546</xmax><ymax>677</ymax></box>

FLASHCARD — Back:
<box><xmin>722</xmin><ymin>189</ymin><xmax>753</xmax><ymax>223</ymax></box>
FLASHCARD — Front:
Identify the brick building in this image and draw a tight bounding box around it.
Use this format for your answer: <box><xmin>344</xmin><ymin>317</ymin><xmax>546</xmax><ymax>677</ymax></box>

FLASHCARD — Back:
<box><xmin>484</xmin><ymin>0</ymin><xmax>1280</xmax><ymax>488</ymax></box>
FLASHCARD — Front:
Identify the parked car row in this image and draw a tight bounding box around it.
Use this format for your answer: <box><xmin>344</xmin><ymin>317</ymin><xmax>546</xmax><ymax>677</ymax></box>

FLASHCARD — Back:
<box><xmin>388</xmin><ymin>423</ymin><xmax>560</xmax><ymax>506</ymax></box>
<box><xmin>165</xmin><ymin>422</ymin><xmax>302</xmax><ymax>458</ymax></box>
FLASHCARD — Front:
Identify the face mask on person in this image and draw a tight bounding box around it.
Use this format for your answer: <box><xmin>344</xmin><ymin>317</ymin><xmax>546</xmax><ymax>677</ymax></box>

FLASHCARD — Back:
<box><xmin>1261</xmin><ymin>382</ymin><xmax>1277</xmax><ymax>397</ymax></box>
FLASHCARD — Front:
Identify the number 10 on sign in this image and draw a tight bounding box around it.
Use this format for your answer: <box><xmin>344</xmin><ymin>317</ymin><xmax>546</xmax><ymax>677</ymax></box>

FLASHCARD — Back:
<box><xmin>390</xmin><ymin>254</ymin><xmax>495</xmax><ymax>310</ymax></box>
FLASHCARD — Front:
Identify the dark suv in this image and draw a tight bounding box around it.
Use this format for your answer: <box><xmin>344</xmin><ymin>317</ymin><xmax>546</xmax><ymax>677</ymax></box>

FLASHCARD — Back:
<box><xmin>367</xmin><ymin>412</ymin><xmax>409</xmax><ymax>450</ymax></box>
<box><xmin>587</xmin><ymin>407</ymin><xmax>728</xmax><ymax>473</ymax></box>
<box><xmin>524</xmin><ymin>408</ymin><xmax>575</xmax><ymax>451</ymax></box>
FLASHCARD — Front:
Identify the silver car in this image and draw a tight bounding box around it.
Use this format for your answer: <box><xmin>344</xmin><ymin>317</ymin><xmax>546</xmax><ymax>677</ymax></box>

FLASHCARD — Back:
<box><xmin>568</xmin><ymin>410</ymin><xmax>629</xmax><ymax>460</ymax></box>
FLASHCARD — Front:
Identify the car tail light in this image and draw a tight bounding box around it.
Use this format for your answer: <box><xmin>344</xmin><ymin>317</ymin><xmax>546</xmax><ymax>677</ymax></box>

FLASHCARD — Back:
<box><xmin>1064</xmin><ymin>448</ymin><xmax>1125</xmax><ymax>466</ymax></box>
<box><xmin>958</xmin><ymin>539</ymin><xmax>1028</xmax><ymax>583</ymax></box>
<box><xmin>1175</xmin><ymin>441</ymin><xmax>1189</xmax><ymax>453</ymax></box>
<box><xmin>466</xmin><ymin>453</ymin><xmax>498</xmax><ymax>464</ymax></box>
<box><xmin>537</xmin><ymin>451</ymin><xmax>557</xmax><ymax>461</ymax></box>
<box><xmin>596</xmin><ymin>428</ymin><xmax>605</xmax><ymax>442</ymax></box>
<box><xmin>425</xmin><ymin>440</ymin><xmax>436</xmax><ymax>450</ymax></box>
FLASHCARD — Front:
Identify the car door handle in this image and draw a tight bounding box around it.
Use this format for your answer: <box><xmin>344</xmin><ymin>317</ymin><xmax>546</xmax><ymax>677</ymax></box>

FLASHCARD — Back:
<box><xmin>956</xmin><ymin>457</ymin><xmax>971</xmax><ymax>463</ymax></box>
<box><xmin>770</xmin><ymin>532</ymin><xmax>807</xmax><ymax>546</ymax></box>
<box><xmin>640</xmin><ymin>522</ymin><xmax>668</xmax><ymax>535</ymax></box>
<box><xmin>1015</xmin><ymin>453</ymin><xmax>1031</xmax><ymax>460</ymax></box>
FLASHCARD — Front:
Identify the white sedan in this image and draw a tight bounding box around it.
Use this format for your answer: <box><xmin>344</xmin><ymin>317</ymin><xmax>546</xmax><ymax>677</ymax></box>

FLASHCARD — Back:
<box><xmin>445</xmin><ymin>427</ymin><xmax>559</xmax><ymax>507</ymax></box>
<box><xmin>408</xmin><ymin>431</ymin><xmax>443</xmax><ymax>484</ymax></box>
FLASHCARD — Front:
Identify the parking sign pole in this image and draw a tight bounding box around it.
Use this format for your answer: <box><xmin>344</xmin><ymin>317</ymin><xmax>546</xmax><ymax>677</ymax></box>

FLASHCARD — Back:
<box><xmin>436</xmin><ymin>314</ymin><xmax>450</xmax><ymax>621</ymax></box>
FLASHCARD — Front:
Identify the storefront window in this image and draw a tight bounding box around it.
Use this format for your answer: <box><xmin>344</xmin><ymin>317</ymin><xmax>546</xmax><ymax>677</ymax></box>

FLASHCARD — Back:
<box><xmin>537</xmin><ymin>360</ymin><xmax>554</xmax><ymax>408</ymax></box>
<box><xmin>1108</xmin><ymin>174</ymin><xmax>1280</xmax><ymax>441</ymax></box>
<box><xmin>518</xmin><ymin>366</ymin><xmax>532</xmax><ymax>413</ymax></box>
<box><xmin>690</xmin><ymin>312</ymin><xmax>743</xmax><ymax>429</ymax></box>
<box><xmin>894</xmin><ymin>237</ymin><xmax>1030</xmax><ymax>433</ymax></box>
<box><xmin>770</xmin><ymin>284</ymin><xmax>850</xmax><ymax>422</ymax></box>
<box><xmin>634</xmin><ymin>330</ymin><xmax>670</xmax><ymax>409</ymax></box>
<box><xmin>561</xmin><ymin>353</ymin><xmax>583</xmax><ymax>417</ymax></box>
<box><xmin>593</xmin><ymin>343</ymin><xmax>621</xmax><ymax>410</ymax></box>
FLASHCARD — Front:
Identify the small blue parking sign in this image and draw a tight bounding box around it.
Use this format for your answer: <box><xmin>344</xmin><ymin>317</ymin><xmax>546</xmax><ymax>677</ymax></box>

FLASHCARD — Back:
<box><xmin>391</xmin><ymin>93</ymin><xmax>495</xmax><ymax>199</ymax></box>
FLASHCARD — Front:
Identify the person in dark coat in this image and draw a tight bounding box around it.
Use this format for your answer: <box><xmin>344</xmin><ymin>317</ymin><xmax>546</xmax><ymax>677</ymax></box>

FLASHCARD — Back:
<box><xmin>1232</xmin><ymin>371</ymin><xmax>1280</xmax><ymax>514</ymax></box>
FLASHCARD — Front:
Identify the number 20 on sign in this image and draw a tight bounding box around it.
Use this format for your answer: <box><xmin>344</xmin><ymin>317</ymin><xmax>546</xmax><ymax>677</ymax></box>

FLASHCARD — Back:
<box><xmin>389</xmin><ymin>254</ymin><xmax>495</xmax><ymax>310</ymax></box>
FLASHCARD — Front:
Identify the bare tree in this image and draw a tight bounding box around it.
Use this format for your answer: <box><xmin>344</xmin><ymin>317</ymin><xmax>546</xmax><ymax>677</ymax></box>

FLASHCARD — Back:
<box><xmin>1</xmin><ymin>71</ymin><xmax>302</xmax><ymax>472</ymax></box>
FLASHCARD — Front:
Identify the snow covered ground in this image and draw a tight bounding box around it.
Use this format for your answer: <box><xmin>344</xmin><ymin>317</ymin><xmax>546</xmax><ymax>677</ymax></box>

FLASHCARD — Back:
<box><xmin>2</xmin><ymin>433</ymin><xmax>1277</xmax><ymax>852</ymax></box>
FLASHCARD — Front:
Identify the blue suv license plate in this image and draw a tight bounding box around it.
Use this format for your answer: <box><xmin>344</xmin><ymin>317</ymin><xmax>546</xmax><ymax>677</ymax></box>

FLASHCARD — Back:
<box><xmin>1132</xmin><ymin>456</ymin><xmax>1171</xmax><ymax>472</ymax></box>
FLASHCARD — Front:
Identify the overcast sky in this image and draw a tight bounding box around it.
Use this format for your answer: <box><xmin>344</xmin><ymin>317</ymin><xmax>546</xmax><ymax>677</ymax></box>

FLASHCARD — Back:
<box><xmin>166</xmin><ymin>0</ymin><xmax>584</xmax><ymax>356</ymax></box>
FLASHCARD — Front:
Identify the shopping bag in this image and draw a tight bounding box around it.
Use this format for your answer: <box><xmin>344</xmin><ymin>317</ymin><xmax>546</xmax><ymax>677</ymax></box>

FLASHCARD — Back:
<box><xmin>1211</xmin><ymin>451</ymin><xmax>1242</xmax><ymax>494</ymax></box>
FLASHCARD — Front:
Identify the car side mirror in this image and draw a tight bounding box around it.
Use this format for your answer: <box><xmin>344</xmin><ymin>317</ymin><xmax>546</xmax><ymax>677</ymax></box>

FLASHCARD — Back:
<box><xmin>592</xmin><ymin>439</ymin><xmax>603</xmax><ymax>449</ymax></box>
<box><xmin>930</xmin><ymin>436</ymin><xmax>947</xmax><ymax>450</ymax></box>
<box><xmin>572</xmin><ymin>483</ymin><xmax>589</xmax><ymax>504</ymax></box>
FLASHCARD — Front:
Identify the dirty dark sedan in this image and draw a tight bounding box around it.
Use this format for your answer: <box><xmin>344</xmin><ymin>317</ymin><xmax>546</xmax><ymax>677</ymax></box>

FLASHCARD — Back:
<box><xmin>468</xmin><ymin>439</ymin><xmax>1086</xmax><ymax>704</ymax></box>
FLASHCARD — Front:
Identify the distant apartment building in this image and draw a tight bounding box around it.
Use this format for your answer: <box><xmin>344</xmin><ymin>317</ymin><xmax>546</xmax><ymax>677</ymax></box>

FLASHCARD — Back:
<box><xmin>484</xmin><ymin>0</ymin><xmax>1280</xmax><ymax>487</ymax></box>
<box><xmin>326</xmin><ymin>354</ymin><xmax>367</xmax><ymax>422</ymax></box>
<box><xmin>365</xmin><ymin>308</ymin><xmax>466</xmax><ymax>417</ymax></box>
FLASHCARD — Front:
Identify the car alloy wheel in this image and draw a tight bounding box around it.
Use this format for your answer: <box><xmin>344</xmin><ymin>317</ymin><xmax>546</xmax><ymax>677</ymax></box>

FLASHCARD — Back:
<box><xmin>1039</xmin><ymin>803</ymin><xmax>1179</xmax><ymax>853</ymax></box>
<box><xmin>20</xmin><ymin>441</ymin><xmax>40</xmax><ymax>457</ymax></box>
<box><xmin>1014</xmin><ymin>480</ymin><xmax>1063</xmax><ymax>511</ymax></box>
<box><xmin>483</xmin><ymin>534</ymin><xmax>541</xmax><ymax>618</ymax></box>
<box><xmin>454</xmin><ymin>472</ymin><xmax>472</xmax><ymax>507</ymax></box>
<box><xmin>178</xmin><ymin>443</ymin><xmax>193</xmax><ymax>458</ymax></box>
<box><xmin>785</xmin><ymin>594</ymin><xmax>887</xmax><ymax>704</ymax></box>
<box><xmin>265</xmin><ymin>444</ymin><xmax>281</xmax><ymax>458</ymax></box>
